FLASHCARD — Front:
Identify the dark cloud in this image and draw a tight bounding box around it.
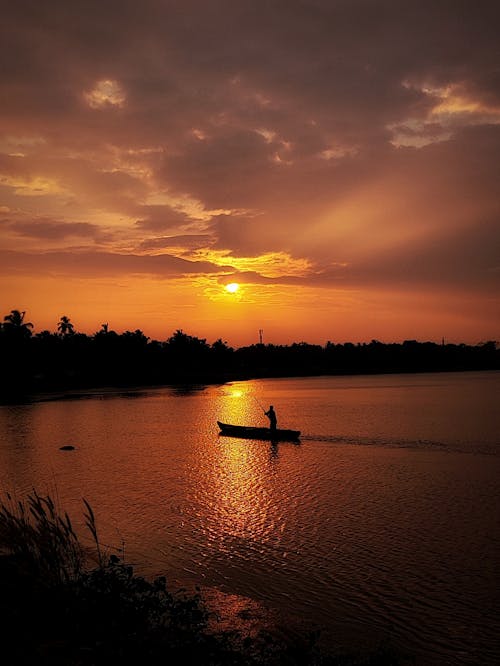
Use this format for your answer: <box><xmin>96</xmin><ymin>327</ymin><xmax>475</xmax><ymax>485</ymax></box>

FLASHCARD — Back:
<box><xmin>7</xmin><ymin>219</ymin><xmax>105</xmax><ymax>241</ymax></box>
<box><xmin>305</xmin><ymin>217</ymin><xmax>500</xmax><ymax>293</ymax></box>
<box><xmin>138</xmin><ymin>234</ymin><xmax>214</xmax><ymax>251</ymax></box>
<box><xmin>0</xmin><ymin>249</ymin><xmax>231</xmax><ymax>277</ymax></box>
<box><xmin>134</xmin><ymin>206</ymin><xmax>195</xmax><ymax>232</ymax></box>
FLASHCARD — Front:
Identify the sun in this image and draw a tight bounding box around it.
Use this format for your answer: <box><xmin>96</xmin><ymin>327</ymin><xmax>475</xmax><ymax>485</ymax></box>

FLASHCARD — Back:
<box><xmin>225</xmin><ymin>282</ymin><xmax>240</xmax><ymax>293</ymax></box>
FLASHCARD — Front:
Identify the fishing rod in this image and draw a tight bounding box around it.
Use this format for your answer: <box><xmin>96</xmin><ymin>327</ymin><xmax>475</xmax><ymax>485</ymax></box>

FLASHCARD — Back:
<box><xmin>251</xmin><ymin>395</ymin><xmax>266</xmax><ymax>413</ymax></box>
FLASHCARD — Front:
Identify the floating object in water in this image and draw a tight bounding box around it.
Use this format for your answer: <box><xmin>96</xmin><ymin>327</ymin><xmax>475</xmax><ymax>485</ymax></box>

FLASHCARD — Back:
<box><xmin>59</xmin><ymin>445</ymin><xmax>75</xmax><ymax>450</ymax></box>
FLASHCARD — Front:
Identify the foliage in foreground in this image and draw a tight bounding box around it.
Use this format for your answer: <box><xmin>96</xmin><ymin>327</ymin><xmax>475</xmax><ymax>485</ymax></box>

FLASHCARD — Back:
<box><xmin>0</xmin><ymin>491</ymin><xmax>404</xmax><ymax>665</ymax></box>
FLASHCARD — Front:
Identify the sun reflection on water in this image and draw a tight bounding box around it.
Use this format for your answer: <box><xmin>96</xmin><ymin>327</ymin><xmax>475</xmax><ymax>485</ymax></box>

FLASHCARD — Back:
<box><xmin>195</xmin><ymin>387</ymin><xmax>278</xmax><ymax>553</ymax></box>
<box><xmin>210</xmin><ymin>440</ymin><xmax>280</xmax><ymax>554</ymax></box>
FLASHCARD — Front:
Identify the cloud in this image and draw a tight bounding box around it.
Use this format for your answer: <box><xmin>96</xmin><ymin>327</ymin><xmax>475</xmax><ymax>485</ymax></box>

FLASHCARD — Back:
<box><xmin>6</xmin><ymin>219</ymin><xmax>106</xmax><ymax>241</ymax></box>
<box><xmin>133</xmin><ymin>206</ymin><xmax>197</xmax><ymax>232</ymax></box>
<box><xmin>138</xmin><ymin>234</ymin><xmax>214</xmax><ymax>251</ymax></box>
<box><xmin>84</xmin><ymin>79</ymin><xmax>126</xmax><ymax>109</ymax></box>
<box><xmin>0</xmin><ymin>249</ymin><xmax>232</xmax><ymax>278</ymax></box>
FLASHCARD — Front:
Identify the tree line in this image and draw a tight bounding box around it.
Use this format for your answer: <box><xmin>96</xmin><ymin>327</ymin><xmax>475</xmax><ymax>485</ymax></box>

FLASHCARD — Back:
<box><xmin>1</xmin><ymin>309</ymin><xmax>498</xmax><ymax>402</ymax></box>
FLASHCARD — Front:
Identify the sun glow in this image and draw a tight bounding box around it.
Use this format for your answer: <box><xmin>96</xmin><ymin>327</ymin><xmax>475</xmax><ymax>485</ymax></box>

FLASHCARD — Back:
<box><xmin>225</xmin><ymin>282</ymin><xmax>240</xmax><ymax>293</ymax></box>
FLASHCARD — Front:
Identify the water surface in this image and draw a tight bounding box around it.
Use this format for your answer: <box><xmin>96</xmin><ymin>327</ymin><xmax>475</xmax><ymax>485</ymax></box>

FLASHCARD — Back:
<box><xmin>1</xmin><ymin>371</ymin><xmax>499</xmax><ymax>665</ymax></box>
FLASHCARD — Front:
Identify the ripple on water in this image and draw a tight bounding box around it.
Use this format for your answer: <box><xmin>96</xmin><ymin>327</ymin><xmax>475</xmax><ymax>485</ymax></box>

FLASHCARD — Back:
<box><xmin>1</xmin><ymin>372</ymin><xmax>499</xmax><ymax>665</ymax></box>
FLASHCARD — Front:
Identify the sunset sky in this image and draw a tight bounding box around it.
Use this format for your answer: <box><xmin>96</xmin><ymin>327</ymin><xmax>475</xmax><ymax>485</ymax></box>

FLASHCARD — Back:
<box><xmin>1</xmin><ymin>0</ymin><xmax>499</xmax><ymax>346</ymax></box>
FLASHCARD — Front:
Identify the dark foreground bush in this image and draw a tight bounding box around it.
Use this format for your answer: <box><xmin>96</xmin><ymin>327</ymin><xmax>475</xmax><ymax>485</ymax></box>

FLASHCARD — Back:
<box><xmin>0</xmin><ymin>492</ymin><xmax>404</xmax><ymax>665</ymax></box>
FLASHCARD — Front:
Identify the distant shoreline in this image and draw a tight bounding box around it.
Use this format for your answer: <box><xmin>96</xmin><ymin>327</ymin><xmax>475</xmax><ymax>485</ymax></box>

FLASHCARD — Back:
<box><xmin>2</xmin><ymin>366</ymin><xmax>498</xmax><ymax>406</ymax></box>
<box><xmin>2</xmin><ymin>327</ymin><xmax>497</xmax><ymax>405</ymax></box>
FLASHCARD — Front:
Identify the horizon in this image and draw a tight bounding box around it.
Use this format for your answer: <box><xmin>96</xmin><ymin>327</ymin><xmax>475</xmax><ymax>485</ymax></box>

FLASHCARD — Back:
<box><xmin>1</xmin><ymin>2</ymin><xmax>499</xmax><ymax>346</ymax></box>
<box><xmin>2</xmin><ymin>307</ymin><xmax>495</xmax><ymax>349</ymax></box>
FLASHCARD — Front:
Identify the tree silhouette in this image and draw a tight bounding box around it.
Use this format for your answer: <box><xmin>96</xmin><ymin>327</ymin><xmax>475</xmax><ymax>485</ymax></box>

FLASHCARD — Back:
<box><xmin>57</xmin><ymin>315</ymin><xmax>75</xmax><ymax>337</ymax></box>
<box><xmin>2</xmin><ymin>310</ymin><xmax>33</xmax><ymax>339</ymax></box>
<box><xmin>0</xmin><ymin>310</ymin><xmax>499</xmax><ymax>401</ymax></box>
<box><xmin>167</xmin><ymin>329</ymin><xmax>208</xmax><ymax>350</ymax></box>
<box><xmin>122</xmin><ymin>329</ymin><xmax>149</xmax><ymax>345</ymax></box>
<box><xmin>211</xmin><ymin>338</ymin><xmax>232</xmax><ymax>353</ymax></box>
<box><xmin>0</xmin><ymin>310</ymin><xmax>34</xmax><ymax>399</ymax></box>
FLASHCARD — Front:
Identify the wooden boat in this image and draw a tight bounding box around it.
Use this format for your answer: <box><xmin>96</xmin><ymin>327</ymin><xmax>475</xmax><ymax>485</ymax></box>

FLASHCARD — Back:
<box><xmin>217</xmin><ymin>421</ymin><xmax>300</xmax><ymax>442</ymax></box>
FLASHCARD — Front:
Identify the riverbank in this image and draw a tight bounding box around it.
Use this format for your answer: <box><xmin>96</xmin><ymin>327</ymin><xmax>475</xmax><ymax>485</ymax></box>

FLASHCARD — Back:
<box><xmin>2</xmin><ymin>366</ymin><xmax>499</xmax><ymax>407</ymax></box>
<box><xmin>0</xmin><ymin>492</ymin><xmax>404</xmax><ymax>665</ymax></box>
<box><xmin>0</xmin><ymin>556</ymin><xmax>407</xmax><ymax>665</ymax></box>
<box><xmin>2</xmin><ymin>331</ymin><xmax>498</xmax><ymax>405</ymax></box>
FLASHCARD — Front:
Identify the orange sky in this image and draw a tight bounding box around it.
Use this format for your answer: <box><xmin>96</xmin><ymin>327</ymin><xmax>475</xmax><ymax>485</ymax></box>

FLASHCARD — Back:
<box><xmin>1</xmin><ymin>1</ymin><xmax>499</xmax><ymax>346</ymax></box>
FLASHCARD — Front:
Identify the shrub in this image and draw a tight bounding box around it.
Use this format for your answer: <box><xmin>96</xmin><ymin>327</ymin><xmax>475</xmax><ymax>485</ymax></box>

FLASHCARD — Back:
<box><xmin>0</xmin><ymin>492</ymin><xmax>403</xmax><ymax>665</ymax></box>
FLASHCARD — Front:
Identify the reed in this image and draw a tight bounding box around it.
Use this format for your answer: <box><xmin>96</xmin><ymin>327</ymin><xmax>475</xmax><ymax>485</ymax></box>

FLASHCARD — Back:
<box><xmin>0</xmin><ymin>490</ymin><xmax>216</xmax><ymax>662</ymax></box>
<box><xmin>0</xmin><ymin>490</ymin><xmax>84</xmax><ymax>585</ymax></box>
<box><xmin>0</xmin><ymin>490</ymin><xmax>404</xmax><ymax>664</ymax></box>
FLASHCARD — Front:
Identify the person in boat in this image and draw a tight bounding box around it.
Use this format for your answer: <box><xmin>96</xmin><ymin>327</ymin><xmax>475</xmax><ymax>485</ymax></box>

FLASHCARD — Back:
<box><xmin>264</xmin><ymin>405</ymin><xmax>277</xmax><ymax>432</ymax></box>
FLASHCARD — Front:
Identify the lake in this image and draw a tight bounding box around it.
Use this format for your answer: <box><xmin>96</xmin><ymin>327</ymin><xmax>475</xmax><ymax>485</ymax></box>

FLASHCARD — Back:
<box><xmin>1</xmin><ymin>371</ymin><xmax>499</xmax><ymax>665</ymax></box>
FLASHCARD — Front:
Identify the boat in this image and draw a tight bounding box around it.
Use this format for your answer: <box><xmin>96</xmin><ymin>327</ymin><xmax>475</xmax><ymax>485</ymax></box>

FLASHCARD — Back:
<box><xmin>217</xmin><ymin>421</ymin><xmax>300</xmax><ymax>442</ymax></box>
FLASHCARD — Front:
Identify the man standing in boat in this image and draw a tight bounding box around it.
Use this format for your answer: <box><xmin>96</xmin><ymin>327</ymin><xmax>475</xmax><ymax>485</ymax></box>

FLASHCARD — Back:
<box><xmin>264</xmin><ymin>405</ymin><xmax>277</xmax><ymax>432</ymax></box>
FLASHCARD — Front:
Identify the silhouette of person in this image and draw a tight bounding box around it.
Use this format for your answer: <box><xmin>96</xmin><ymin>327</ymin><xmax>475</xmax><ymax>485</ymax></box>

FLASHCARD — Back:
<box><xmin>265</xmin><ymin>405</ymin><xmax>277</xmax><ymax>431</ymax></box>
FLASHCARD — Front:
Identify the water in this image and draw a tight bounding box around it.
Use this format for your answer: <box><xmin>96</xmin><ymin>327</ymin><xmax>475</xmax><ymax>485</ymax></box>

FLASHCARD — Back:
<box><xmin>1</xmin><ymin>371</ymin><xmax>499</xmax><ymax>665</ymax></box>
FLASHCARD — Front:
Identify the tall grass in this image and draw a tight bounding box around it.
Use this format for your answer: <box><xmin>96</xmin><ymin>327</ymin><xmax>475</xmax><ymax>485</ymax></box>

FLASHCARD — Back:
<box><xmin>0</xmin><ymin>491</ymin><xmax>404</xmax><ymax>664</ymax></box>
<box><xmin>0</xmin><ymin>490</ymin><xmax>85</xmax><ymax>585</ymax></box>
<box><xmin>0</xmin><ymin>490</ymin><xmax>217</xmax><ymax>663</ymax></box>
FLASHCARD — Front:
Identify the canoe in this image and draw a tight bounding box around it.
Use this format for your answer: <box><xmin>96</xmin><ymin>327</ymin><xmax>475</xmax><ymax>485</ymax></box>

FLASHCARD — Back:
<box><xmin>217</xmin><ymin>421</ymin><xmax>300</xmax><ymax>442</ymax></box>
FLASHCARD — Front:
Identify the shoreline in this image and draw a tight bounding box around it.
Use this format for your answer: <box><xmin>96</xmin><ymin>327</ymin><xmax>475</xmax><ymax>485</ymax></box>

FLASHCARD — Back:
<box><xmin>1</xmin><ymin>366</ymin><xmax>498</xmax><ymax>406</ymax></box>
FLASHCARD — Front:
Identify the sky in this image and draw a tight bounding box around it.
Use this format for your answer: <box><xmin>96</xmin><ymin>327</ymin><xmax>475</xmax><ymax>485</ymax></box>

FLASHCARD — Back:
<box><xmin>1</xmin><ymin>0</ymin><xmax>499</xmax><ymax>346</ymax></box>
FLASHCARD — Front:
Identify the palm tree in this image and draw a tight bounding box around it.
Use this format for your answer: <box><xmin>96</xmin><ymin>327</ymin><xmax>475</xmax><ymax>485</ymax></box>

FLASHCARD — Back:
<box><xmin>122</xmin><ymin>329</ymin><xmax>149</xmax><ymax>345</ymax></box>
<box><xmin>2</xmin><ymin>310</ymin><xmax>33</xmax><ymax>339</ymax></box>
<box><xmin>57</xmin><ymin>315</ymin><xmax>75</xmax><ymax>337</ymax></box>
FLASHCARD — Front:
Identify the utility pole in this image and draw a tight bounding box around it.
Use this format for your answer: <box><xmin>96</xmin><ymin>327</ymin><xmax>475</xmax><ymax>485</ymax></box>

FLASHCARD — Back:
<box><xmin>259</xmin><ymin>329</ymin><xmax>263</xmax><ymax>345</ymax></box>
